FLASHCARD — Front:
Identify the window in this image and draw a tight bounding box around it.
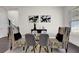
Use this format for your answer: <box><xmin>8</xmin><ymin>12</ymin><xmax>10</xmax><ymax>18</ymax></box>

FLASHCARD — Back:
<box><xmin>71</xmin><ymin>20</ymin><xmax>79</xmax><ymax>33</ymax></box>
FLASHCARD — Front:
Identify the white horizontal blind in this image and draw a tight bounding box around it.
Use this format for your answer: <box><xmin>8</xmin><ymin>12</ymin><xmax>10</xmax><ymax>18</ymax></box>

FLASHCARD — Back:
<box><xmin>71</xmin><ymin>20</ymin><xmax>79</xmax><ymax>33</ymax></box>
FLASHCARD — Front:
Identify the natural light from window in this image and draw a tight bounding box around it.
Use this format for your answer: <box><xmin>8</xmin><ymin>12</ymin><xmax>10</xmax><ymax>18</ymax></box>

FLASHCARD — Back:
<box><xmin>71</xmin><ymin>20</ymin><xmax>79</xmax><ymax>33</ymax></box>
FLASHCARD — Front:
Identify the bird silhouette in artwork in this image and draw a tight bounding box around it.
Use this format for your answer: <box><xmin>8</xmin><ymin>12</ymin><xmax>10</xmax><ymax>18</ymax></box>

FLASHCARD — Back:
<box><xmin>29</xmin><ymin>16</ymin><xmax>39</xmax><ymax>22</ymax></box>
<box><xmin>41</xmin><ymin>15</ymin><xmax>51</xmax><ymax>22</ymax></box>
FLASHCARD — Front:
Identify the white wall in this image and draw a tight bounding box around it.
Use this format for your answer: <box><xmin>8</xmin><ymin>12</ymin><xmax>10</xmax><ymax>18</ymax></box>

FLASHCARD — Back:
<box><xmin>0</xmin><ymin>8</ymin><xmax>8</xmax><ymax>38</ymax></box>
<box><xmin>19</xmin><ymin>7</ymin><xmax>64</xmax><ymax>37</ymax></box>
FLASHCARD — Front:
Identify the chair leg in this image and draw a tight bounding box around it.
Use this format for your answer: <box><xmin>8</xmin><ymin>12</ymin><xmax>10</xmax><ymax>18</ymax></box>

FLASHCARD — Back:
<box><xmin>35</xmin><ymin>44</ymin><xmax>38</xmax><ymax>49</ymax></box>
<box><xmin>51</xmin><ymin>48</ymin><xmax>53</xmax><ymax>52</ymax></box>
<box><xmin>10</xmin><ymin>42</ymin><xmax>12</xmax><ymax>50</ymax></box>
<box><xmin>10</xmin><ymin>45</ymin><xmax>12</xmax><ymax>50</ymax></box>
<box><xmin>39</xmin><ymin>46</ymin><xmax>41</xmax><ymax>53</ymax></box>
<box><xmin>31</xmin><ymin>44</ymin><xmax>37</xmax><ymax>52</ymax></box>
<box><xmin>46</xmin><ymin>46</ymin><xmax>49</xmax><ymax>53</ymax></box>
<box><xmin>65</xmin><ymin>48</ymin><xmax>68</xmax><ymax>53</ymax></box>
<box><xmin>23</xmin><ymin>47</ymin><xmax>25</xmax><ymax>51</ymax></box>
<box><xmin>33</xmin><ymin>46</ymin><xmax>35</xmax><ymax>53</ymax></box>
<box><xmin>44</xmin><ymin>46</ymin><xmax>49</xmax><ymax>53</ymax></box>
<box><xmin>44</xmin><ymin>47</ymin><xmax>47</xmax><ymax>52</ymax></box>
<box><xmin>25</xmin><ymin>46</ymin><xmax>29</xmax><ymax>52</ymax></box>
<box><xmin>65</xmin><ymin>43</ymin><xmax>68</xmax><ymax>53</ymax></box>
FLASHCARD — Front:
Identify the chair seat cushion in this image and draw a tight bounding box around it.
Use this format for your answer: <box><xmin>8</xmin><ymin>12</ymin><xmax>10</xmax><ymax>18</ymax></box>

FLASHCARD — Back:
<box><xmin>53</xmin><ymin>41</ymin><xmax>63</xmax><ymax>48</ymax></box>
<box><xmin>49</xmin><ymin>39</ymin><xmax>63</xmax><ymax>48</ymax></box>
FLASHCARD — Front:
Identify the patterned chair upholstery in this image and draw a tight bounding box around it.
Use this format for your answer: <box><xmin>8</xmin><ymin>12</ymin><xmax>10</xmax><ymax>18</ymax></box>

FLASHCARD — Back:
<box><xmin>50</xmin><ymin>27</ymin><xmax>71</xmax><ymax>53</ymax></box>
<box><xmin>9</xmin><ymin>21</ymin><xmax>26</xmax><ymax>50</ymax></box>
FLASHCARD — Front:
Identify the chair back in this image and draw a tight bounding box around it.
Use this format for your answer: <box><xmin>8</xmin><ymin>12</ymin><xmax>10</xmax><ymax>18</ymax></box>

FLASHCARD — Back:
<box><xmin>57</xmin><ymin>27</ymin><xmax>71</xmax><ymax>42</ymax></box>
<box><xmin>25</xmin><ymin>34</ymin><xmax>36</xmax><ymax>46</ymax></box>
<box><xmin>58</xmin><ymin>27</ymin><xmax>65</xmax><ymax>35</ymax></box>
<box><xmin>39</xmin><ymin>34</ymin><xmax>49</xmax><ymax>46</ymax></box>
<box><xmin>63</xmin><ymin>27</ymin><xmax>71</xmax><ymax>42</ymax></box>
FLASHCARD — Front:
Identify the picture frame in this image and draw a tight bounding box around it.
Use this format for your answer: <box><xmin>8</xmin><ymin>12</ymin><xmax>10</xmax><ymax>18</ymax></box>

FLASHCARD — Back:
<box><xmin>40</xmin><ymin>15</ymin><xmax>51</xmax><ymax>22</ymax></box>
<box><xmin>28</xmin><ymin>15</ymin><xmax>39</xmax><ymax>23</ymax></box>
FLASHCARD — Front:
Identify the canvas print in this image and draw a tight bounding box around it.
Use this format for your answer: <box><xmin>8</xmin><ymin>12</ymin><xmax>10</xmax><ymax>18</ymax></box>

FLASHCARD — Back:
<box><xmin>40</xmin><ymin>15</ymin><xmax>51</xmax><ymax>22</ymax></box>
<box><xmin>29</xmin><ymin>15</ymin><xmax>39</xmax><ymax>23</ymax></box>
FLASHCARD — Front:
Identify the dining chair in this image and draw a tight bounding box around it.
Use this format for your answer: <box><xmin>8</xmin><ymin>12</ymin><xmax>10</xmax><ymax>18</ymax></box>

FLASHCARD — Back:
<box><xmin>9</xmin><ymin>21</ymin><xmax>25</xmax><ymax>50</ymax></box>
<box><xmin>50</xmin><ymin>27</ymin><xmax>71</xmax><ymax>53</ymax></box>
<box><xmin>38</xmin><ymin>34</ymin><xmax>49</xmax><ymax>53</ymax></box>
<box><xmin>25</xmin><ymin>34</ymin><xmax>37</xmax><ymax>53</ymax></box>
